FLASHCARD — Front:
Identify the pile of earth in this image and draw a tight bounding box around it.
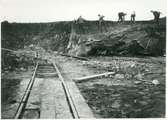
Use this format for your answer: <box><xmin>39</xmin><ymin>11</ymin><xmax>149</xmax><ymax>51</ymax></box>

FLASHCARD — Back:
<box><xmin>1</xmin><ymin>21</ymin><xmax>72</xmax><ymax>52</ymax></box>
<box><xmin>67</xmin><ymin>18</ymin><xmax>166</xmax><ymax>56</ymax></box>
<box><xmin>1</xmin><ymin>20</ymin><xmax>111</xmax><ymax>52</ymax></box>
<box><xmin>1</xmin><ymin>17</ymin><xmax>166</xmax><ymax>57</ymax></box>
<box><xmin>1</xmin><ymin>46</ymin><xmax>44</xmax><ymax>72</ymax></box>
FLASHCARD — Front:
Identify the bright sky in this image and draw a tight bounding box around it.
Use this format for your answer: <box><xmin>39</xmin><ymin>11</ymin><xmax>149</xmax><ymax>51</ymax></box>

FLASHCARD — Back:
<box><xmin>0</xmin><ymin>0</ymin><xmax>166</xmax><ymax>22</ymax></box>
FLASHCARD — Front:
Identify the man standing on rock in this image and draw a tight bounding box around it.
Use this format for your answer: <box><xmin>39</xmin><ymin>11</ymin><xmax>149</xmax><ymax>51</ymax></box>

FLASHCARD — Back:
<box><xmin>131</xmin><ymin>11</ymin><xmax>136</xmax><ymax>23</ymax></box>
<box><xmin>98</xmin><ymin>14</ymin><xmax>107</xmax><ymax>32</ymax></box>
<box><xmin>151</xmin><ymin>10</ymin><xmax>161</xmax><ymax>23</ymax></box>
<box><xmin>118</xmin><ymin>12</ymin><xmax>127</xmax><ymax>23</ymax></box>
<box><xmin>77</xmin><ymin>16</ymin><xmax>86</xmax><ymax>33</ymax></box>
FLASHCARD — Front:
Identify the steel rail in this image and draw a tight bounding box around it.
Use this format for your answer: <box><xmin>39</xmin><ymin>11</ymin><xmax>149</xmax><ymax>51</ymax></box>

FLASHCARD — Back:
<box><xmin>14</xmin><ymin>62</ymin><xmax>39</xmax><ymax>119</ymax></box>
<box><xmin>14</xmin><ymin>60</ymin><xmax>79</xmax><ymax>119</ymax></box>
<box><xmin>52</xmin><ymin>62</ymin><xmax>80</xmax><ymax>119</ymax></box>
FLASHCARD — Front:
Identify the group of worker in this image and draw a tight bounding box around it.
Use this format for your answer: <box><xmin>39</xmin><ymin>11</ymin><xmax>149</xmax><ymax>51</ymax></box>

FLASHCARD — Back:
<box><xmin>75</xmin><ymin>10</ymin><xmax>162</xmax><ymax>33</ymax></box>
<box><xmin>118</xmin><ymin>11</ymin><xmax>136</xmax><ymax>23</ymax></box>
<box><xmin>118</xmin><ymin>10</ymin><xmax>161</xmax><ymax>23</ymax></box>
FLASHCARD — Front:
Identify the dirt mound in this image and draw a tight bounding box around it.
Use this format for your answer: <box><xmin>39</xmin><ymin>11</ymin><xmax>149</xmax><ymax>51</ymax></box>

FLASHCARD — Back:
<box><xmin>67</xmin><ymin>18</ymin><xmax>166</xmax><ymax>56</ymax></box>
<box><xmin>1</xmin><ymin>21</ymin><xmax>71</xmax><ymax>51</ymax></box>
<box><xmin>1</xmin><ymin>18</ymin><xmax>166</xmax><ymax>56</ymax></box>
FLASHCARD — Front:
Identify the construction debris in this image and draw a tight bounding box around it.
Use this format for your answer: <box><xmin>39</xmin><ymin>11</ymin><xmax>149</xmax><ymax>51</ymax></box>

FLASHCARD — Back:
<box><xmin>152</xmin><ymin>79</ymin><xmax>160</xmax><ymax>85</ymax></box>
<box><xmin>58</xmin><ymin>53</ymin><xmax>89</xmax><ymax>61</ymax></box>
<box><xmin>73</xmin><ymin>72</ymin><xmax>115</xmax><ymax>82</ymax></box>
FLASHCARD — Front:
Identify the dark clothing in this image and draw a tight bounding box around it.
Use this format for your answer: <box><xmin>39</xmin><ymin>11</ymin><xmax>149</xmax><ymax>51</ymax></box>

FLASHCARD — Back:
<box><xmin>98</xmin><ymin>21</ymin><xmax>107</xmax><ymax>32</ymax></box>
<box><xmin>152</xmin><ymin>11</ymin><xmax>160</xmax><ymax>23</ymax></box>
<box><xmin>77</xmin><ymin>16</ymin><xmax>86</xmax><ymax>33</ymax></box>
<box><xmin>77</xmin><ymin>17</ymin><xmax>85</xmax><ymax>23</ymax></box>
<box><xmin>98</xmin><ymin>15</ymin><xmax>107</xmax><ymax>32</ymax></box>
<box><xmin>118</xmin><ymin>12</ymin><xmax>126</xmax><ymax>22</ymax></box>
<box><xmin>99</xmin><ymin>15</ymin><xmax>105</xmax><ymax>22</ymax></box>
<box><xmin>78</xmin><ymin>23</ymin><xmax>85</xmax><ymax>33</ymax></box>
<box><xmin>131</xmin><ymin>14</ymin><xmax>136</xmax><ymax>23</ymax></box>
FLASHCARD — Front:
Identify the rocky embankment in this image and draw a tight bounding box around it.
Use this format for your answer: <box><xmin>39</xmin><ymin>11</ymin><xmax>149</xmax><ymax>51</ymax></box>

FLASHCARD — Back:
<box><xmin>1</xmin><ymin>17</ymin><xmax>166</xmax><ymax>59</ymax></box>
<box><xmin>67</xmin><ymin>18</ymin><xmax>166</xmax><ymax>56</ymax></box>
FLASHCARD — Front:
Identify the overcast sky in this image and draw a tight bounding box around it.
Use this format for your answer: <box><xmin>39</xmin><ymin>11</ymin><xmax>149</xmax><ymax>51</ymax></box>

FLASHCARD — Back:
<box><xmin>0</xmin><ymin>0</ymin><xmax>166</xmax><ymax>22</ymax></box>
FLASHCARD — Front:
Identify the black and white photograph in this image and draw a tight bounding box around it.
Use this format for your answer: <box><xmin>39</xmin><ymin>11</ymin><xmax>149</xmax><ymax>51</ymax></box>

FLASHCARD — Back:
<box><xmin>1</xmin><ymin>0</ymin><xmax>166</xmax><ymax>119</ymax></box>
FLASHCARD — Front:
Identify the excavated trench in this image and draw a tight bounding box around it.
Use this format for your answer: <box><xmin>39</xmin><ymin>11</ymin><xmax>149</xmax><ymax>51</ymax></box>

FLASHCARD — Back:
<box><xmin>1</xmin><ymin>18</ymin><xmax>166</xmax><ymax>118</ymax></box>
<box><xmin>1</xmin><ymin>19</ymin><xmax>166</xmax><ymax>58</ymax></box>
<box><xmin>66</xmin><ymin>21</ymin><xmax>166</xmax><ymax>57</ymax></box>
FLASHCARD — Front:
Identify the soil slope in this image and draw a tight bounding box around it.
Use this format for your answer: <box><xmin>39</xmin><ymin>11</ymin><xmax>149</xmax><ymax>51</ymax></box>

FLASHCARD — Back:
<box><xmin>1</xmin><ymin>18</ymin><xmax>166</xmax><ymax>56</ymax></box>
<box><xmin>67</xmin><ymin>19</ymin><xmax>166</xmax><ymax>56</ymax></box>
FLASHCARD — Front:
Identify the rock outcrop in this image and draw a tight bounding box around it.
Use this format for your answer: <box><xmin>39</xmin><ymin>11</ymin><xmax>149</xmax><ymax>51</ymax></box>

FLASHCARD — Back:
<box><xmin>1</xmin><ymin>18</ymin><xmax>166</xmax><ymax>57</ymax></box>
<box><xmin>67</xmin><ymin>19</ymin><xmax>166</xmax><ymax>56</ymax></box>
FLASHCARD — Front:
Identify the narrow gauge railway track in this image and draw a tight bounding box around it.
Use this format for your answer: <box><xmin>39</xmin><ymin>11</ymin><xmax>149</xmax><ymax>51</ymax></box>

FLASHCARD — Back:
<box><xmin>14</xmin><ymin>59</ymin><xmax>85</xmax><ymax>119</ymax></box>
<box><xmin>14</xmin><ymin>62</ymin><xmax>39</xmax><ymax>119</ymax></box>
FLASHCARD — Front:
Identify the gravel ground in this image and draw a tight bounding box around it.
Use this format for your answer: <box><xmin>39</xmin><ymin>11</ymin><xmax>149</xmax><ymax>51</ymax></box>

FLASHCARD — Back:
<box><xmin>56</xmin><ymin>55</ymin><xmax>165</xmax><ymax>118</ymax></box>
<box><xmin>1</xmin><ymin>67</ymin><xmax>34</xmax><ymax>119</ymax></box>
<box><xmin>2</xmin><ymin>55</ymin><xmax>165</xmax><ymax>118</ymax></box>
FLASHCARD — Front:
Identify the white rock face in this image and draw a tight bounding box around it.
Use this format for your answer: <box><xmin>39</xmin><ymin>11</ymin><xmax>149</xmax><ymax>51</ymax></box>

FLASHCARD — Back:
<box><xmin>67</xmin><ymin>32</ymin><xmax>91</xmax><ymax>56</ymax></box>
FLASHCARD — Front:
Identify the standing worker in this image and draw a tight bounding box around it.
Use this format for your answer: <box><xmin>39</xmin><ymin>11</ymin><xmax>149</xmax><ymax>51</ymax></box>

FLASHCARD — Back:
<box><xmin>118</xmin><ymin>12</ymin><xmax>127</xmax><ymax>23</ymax></box>
<box><xmin>98</xmin><ymin>14</ymin><xmax>107</xmax><ymax>32</ymax></box>
<box><xmin>151</xmin><ymin>10</ymin><xmax>161</xmax><ymax>23</ymax></box>
<box><xmin>77</xmin><ymin>16</ymin><xmax>86</xmax><ymax>33</ymax></box>
<box><xmin>131</xmin><ymin>11</ymin><xmax>136</xmax><ymax>23</ymax></box>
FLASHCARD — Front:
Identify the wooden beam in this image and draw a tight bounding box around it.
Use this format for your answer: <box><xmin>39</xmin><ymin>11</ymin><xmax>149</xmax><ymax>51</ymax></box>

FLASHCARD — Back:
<box><xmin>73</xmin><ymin>72</ymin><xmax>115</xmax><ymax>82</ymax></box>
<box><xmin>52</xmin><ymin>62</ymin><xmax>79</xmax><ymax>118</ymax></box>
<box><xmin>145</xmin><ymin>39</ymin><xmax>151</xmax><ymax>49</ymax></box>
<box><xmin>52</xmin><ymin>61</ymin><xmax>94</xmax><ymax>118</ymax></box>
<box><xmin>37</xmin><ymin>73</ymin><xmax>57</xmax><ymax>75</ymax></box>
<box><xmin>58</xmin><ymin>53</ymin><xmax>89</xmax><ymax>61</ymax></box>
<box><xmin>36</xmin><ymin>73</ymin><xmax>58</xmax><ymax>77</ymax></box>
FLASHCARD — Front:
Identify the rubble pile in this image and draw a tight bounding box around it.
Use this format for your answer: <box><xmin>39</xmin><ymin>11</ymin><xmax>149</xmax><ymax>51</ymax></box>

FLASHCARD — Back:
<box><xmin>77</xmin><ymin>57</ymin><xmax>165</xmax><ymax>118</ymax></box>
<box><xmin>67</xmin><ymin>18</ymin><xmax>166</xmax><ymax>56</ymax></box>
<box><xmin>82</xmin><ymin>57</ymin><xmax>164</xmax><ymax>83</ymax></box>
<box><xmin>2</xmin><ymin>18</ymin><xmax>166</xmax><ymax>57</ymax></box>
<box><xmin>1</xmin><ymin>46</ymin><xmax>44</xmax><ymax>72</ymax></box>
